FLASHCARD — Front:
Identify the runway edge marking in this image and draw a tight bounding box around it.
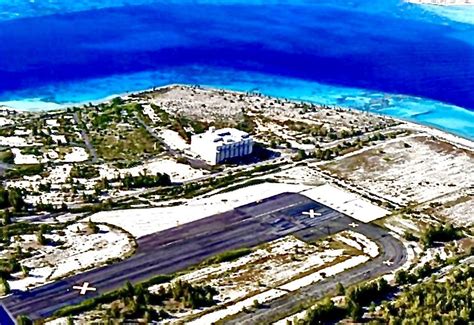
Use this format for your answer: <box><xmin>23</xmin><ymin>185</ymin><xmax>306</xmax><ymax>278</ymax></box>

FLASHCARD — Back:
<box><xmin>0</xmin><ymin>303</ymin><xmax>15</xmax><ymax>325</ymax></box>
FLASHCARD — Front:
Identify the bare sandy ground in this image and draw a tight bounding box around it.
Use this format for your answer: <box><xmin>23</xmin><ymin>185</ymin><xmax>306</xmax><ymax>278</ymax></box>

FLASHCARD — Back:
<box><xmin>321</xmin><ymin>135</ymin><xmax>473</xmax><ymax>208</ymax></box>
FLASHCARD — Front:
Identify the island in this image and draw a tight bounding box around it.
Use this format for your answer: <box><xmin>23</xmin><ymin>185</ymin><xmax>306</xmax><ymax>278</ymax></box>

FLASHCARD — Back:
<box><xmin>0</xmin><ymin>85</ymin><xmax>472</xmax><ymax>325</ymax></box>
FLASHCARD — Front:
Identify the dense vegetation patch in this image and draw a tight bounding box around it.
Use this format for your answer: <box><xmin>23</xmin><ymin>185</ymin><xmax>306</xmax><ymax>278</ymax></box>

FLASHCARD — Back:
<box><xmin>5</xmin><ymin>163</ymin><xmax>44</xmax><ymax>178</ymax></box>
<box><xmin>202</xmin><ymin>247</ymin><xmax>252</xmax><ymax>266</ymax></box>
<box><xmin>0</xmin><ymin>186</ymin><xmax>25</xmax><ymax>213</ymax></box>
<box><xmin>70</xmin><ymin>165</ymin><xmax>100</xmax><ymax>179</ymax></box>
<box><xmin>383</xmin><ymin>265</ymin><xmax>473</xmax><ymax>324</ymax></box>
<box><xmin>120</xmin><ymin>172</ymin><xmax>172</xmax><ymax>189</ymax></box>
<box><xmin>420</xmin><ymin>223</ymin><xmax>463</xmax><ymax>248</ymax></box>
<box><xmin>300</xmin><ymin>278</ymin><xmax>391</xmax><ymax>324</ymax></box>
<box><xmin>50</xmin><ymin>246</ymin><xmax>253</xmax><ymax>322</ymax></box>
<box><xmin>54</xmin><ymin>278</ymin><xmax>217</xmax><ymax>323</ymax></box>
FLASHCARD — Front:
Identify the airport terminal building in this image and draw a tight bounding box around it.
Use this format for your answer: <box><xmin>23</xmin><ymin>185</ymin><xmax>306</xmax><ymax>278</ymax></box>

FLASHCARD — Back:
<box><xmin>191</xmin><ymin>127</ymin><xmax>254</xmax><ymax>165</ymax></box>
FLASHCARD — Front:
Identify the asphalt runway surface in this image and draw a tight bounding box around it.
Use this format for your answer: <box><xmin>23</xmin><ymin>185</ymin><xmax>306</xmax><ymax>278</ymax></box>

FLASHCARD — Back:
<box><xmin>228</xmin><ymin>222</ymin><xmax>407</xmax><ymax>324</ymax></box>
<box><xmin>0</xmin><ymin>192</ymin><xmax>406</xmax><ymax>321</ymax></box>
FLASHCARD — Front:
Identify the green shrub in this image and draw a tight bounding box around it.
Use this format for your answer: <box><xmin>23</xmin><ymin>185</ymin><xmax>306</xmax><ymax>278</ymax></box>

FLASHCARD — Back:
<box><xmin>6</xmin><ymin>164</ymin><xmax>44</xmax><ymax>178</ymax></box>
<box><xmin>0</xmin><ymin>149</ymin><xmax>14</xmax><ymax>164</ymax></box>
<box><xmin>70</xmin><ymin>165</ymin><xmax>100</xmax><ymax>179</ymax></box>
<box><xmin>203</xmin><ymin>248</ymin><xmax>252</xmax><ymax>266</ymax></box>
<box><xmin>421</xmin><ymin>224</ymin><xmax>463</xmax><ymax>248</ymax></box>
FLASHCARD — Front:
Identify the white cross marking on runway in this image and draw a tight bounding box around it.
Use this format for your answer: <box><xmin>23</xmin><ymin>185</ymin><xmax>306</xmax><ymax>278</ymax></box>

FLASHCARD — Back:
<box><xmin>72</xmin><ymin>282</ymin><xmax>96</xmax><ymax>295</ymax></box>
<box><xmin>349</xmin><ymin>222</ymin><xmax>359</xmax><ymax>228</ymax></box>
<box><xmin>302</xmin><ymin>209</ymin><xmax>321</xmax><ymax>219</ymax></box>
<box><xmin>383</xmin><ymin>259</ymin><xmax>394</xmax><ymax>266</ymax></box>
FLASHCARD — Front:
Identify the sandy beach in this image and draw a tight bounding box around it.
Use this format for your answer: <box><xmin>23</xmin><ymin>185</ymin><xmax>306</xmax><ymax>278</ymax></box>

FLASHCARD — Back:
<box><xmin>2</xmin><ymin>83</ymin><xmax>474</xmax><ymax>146</ymax></box>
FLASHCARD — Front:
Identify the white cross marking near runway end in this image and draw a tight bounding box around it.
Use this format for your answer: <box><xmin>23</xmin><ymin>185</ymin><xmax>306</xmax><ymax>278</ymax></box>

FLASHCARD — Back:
<box><xmin>383</xmin><ymin>260</ymin><xmax>393</xmax><ymax>266</ymax></box>
<box><xmin>302</xmin><ymin>209</ymin><xmax>321</xmax><ymax>219</ymax></box>
<box><xmin>73</xmin><ymin>282</ymin><xmax>96</xmax><ymax>295</ymax></box>
<box><xmin>349</xmin><ymin>222</ymin><xmax>359</xmax><ymax>228</ymax></box>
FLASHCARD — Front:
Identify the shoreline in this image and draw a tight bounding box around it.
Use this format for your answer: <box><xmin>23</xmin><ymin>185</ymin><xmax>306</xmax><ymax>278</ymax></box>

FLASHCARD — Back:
<box><xmin>1</xmin><ymin>83</ymin><xmax>473</xmax><ymax>149</ymax></box>
<box><xmin>406</xmin><ymin>0</ymin><xmax>474</xmax><ymax>5</ymax></box>
<box><xmin>0</xmin><ymin>83</ymin><xmax>184</xmax><ymax>112</ymax></box>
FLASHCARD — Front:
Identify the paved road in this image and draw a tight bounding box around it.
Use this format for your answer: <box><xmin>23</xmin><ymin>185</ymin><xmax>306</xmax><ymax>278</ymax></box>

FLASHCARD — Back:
<box><xmin>227</xmin><ymin>221</ymin><xmax>407</xmax><ymax>324</ymax></box>
<box><xmin>134</xmin><ymin>113</ymin><xmax>180</xmax><ymax>157</ymax></box>
<box><xmin>1</xmin><ymin>193</ymin><xmax>406</xmax><ymax>321</ymax></box>
<box><xmin>14</xmin><ymin>155</ymin><xmax>287</xmax><ymax>217</ymax></box>
<box><xmin>73</xmin><ymin>112</ymin><xmax>98</xmax><ymax>163</ymax></box>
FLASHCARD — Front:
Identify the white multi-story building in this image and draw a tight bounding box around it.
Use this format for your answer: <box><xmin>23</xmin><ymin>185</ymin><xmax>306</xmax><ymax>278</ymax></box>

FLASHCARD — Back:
<box><xmin>191</xmin><ymin>127</ymin><xmax>254</xmax><ymax>165</ymax></box>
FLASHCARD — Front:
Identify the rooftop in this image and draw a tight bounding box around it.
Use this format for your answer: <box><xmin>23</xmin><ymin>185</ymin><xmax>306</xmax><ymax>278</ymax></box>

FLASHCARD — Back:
<box><xmin>194</xmin><ymin>127</ymin><xmax>251</xmax><ymax>145</ymax></box>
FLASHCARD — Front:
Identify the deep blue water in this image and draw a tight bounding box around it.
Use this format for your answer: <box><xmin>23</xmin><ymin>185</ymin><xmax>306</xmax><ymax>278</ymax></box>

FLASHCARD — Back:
<box><xmin>0</xmin><ymin>0</ymin><xmax>473</xmax><ymax>139</ymax></box>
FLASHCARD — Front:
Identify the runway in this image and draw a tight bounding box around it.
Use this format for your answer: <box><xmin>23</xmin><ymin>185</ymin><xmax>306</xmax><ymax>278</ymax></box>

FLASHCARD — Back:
<box><xmin>228</xmin><ymin>221</ymin><xmax>407</xmax><ymax>324</ymax></box>
<box><xmin>0</xmin><ymin>192</ymin><xmax>406</xmax><ymax>320</ymax></box>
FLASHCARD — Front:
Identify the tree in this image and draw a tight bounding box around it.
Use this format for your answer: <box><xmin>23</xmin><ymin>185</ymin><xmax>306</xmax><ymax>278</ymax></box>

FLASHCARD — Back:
<box><xmin>135</xmin><ymin>284</ymin><xmax>148</xmax><ymax>306</ymax></box>
<box><xmin>36</xmin><ymin>229</ymin><xmax>45</xmax><ymax>245</ymax></box>
<box><xmin>349</xmin><ymin>301</ymin><xmax>363</xmax><ymax>321</ymax></box>
<box><xmin>2</xmin><ymin>209</ymin><xmax>11</xmax><ymax>225</ymax></box>
<box><xmin>0</xmin><ymin>276</ymin><xmax>10</xmax><ymax>295</ymax></box>
<box><xmin>293</xmin><ymin>149</ymin><xmax>307</xmax><ymax>161</ymax></box>
<box><xmin>404</xmin><ymin>231</ymin><xmax>417</xmax><ymax>241</ymax></box>
<box><xmin>416</xmin><ymin>263</ymin><xmax>433</xmax><ymax>279</ymax></box>
<box><xmin>323</xmin><ymin>149</ymin><xmax>332</xmax><ymax>160</ymax></box>
<box><xmin>395</xmin><ymin>269</ymin><xmax>409</xmax><ymax>285</ymax></box>
<box><xmin>304</xmin><ymin>298</ymin><xmax>342</xmax><ymax>323</ymax></box>
<box><xmin>253</xmin><ymin>299</ymin><xmax>262</xmax><ymax>309</ymax></box>
<box><xmin>0</xmin><ymin>149</ymin><xmax>14</xmax><ymax>164</ymax></box>
<box><xmin>125</xmin><ymin>281</ymin><xmax>135</xmax><ymax>297</ymax></box>
<box><xmin>88</xmin><ymin>219</ymin><xmax>100</xmax><ymax>234</ymax></box>
<box><xmin>143</xmin><ymin>310</ymin><xmax>152</xmax><ymax>323</ymax></box>
<box><xmin>1</xmin><ymin>228</ymin><xmax>8</xmax><ymax>244</ymax></box>
<box><xmin>8</xmin><ymin>188</ymin><xmax>25</xmax><ymax>212</ymax></box>
<box><xmin>369</xmin><ymin>301</ymin><xmax>377</xmax><ymax>313</ymax></box>
<box><xmin>381</xmin><ymin>265</ymin><xmax>473</xmax><ymax>324</ymax></box>
<box><xmin>21</xmin><ymin>265</ymin><xmax>29</xmax><ymax>278</ymax></box>
<box><xmin>0</xmin><ymin>187</ymin><xmax>8</xmax><ymax>208</ymax></box>
<box><xmin>420</xmin><ymin>223</ymin><xmax>462</xmax><ymax>248</ymax></box>
<box><xmin>111</xmin><ymin>97</ymin><xmax>124</xmax><ymax>106</ymax></box>
<box><xmin>377</xmin><ymin>277</ymin><xmax>389</xmax><ymax>292</ymax></box>
<box><xmin>336</xmin><ymin>282</ymin><xmax>345</xmax><ymax>295</ymax></box>
<box><xmin>16</xmin><ymin>315</ymin><xmax>32</xmax><ymax>325</ymax></box>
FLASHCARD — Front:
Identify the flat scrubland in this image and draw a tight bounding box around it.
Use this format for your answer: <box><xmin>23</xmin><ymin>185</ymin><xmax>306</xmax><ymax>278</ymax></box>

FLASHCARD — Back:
<box><xmin>56</xmin><ymin>231</ymin><xmax>377</xmax><ymax>324</ymax></box>
<box><xmin>136</xmin><ymin>85</ymin><xmax>399</xmax><ymax>149</ymax></box>
<box><xmin>321</xmin><ymin>134</ymin><xmax>474</xmax><ymax>225</ymax></box>
<box><xmin>0</xmin><ymin>85</ymin><xmax>472</xmax><ymax>324</ymax></box>
<box><xmin>0</xmin><ymin>88</ymin><xmax>402</xmax><ymax>219</ymax></box>
<box><xmin>1</xmin><ymin>222</ymin><xmax>134</xmax><ymax>293</ymax></box>
<box><xmin>0</xmin><ymin>85</ymin><xmax>403</xmax><ymax>209</ymax></box>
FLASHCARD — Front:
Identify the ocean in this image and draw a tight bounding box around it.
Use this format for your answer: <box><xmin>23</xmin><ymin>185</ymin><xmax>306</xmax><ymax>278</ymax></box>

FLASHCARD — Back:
<box><xmin>0</xmin><ymin>0</ymin><xmax>473</xmax><ymax>139</ymax></box>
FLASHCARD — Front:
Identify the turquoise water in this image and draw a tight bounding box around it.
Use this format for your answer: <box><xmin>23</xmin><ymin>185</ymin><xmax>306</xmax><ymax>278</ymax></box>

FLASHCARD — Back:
<box><xmin>420</xmin><ymin>4</ymin><xmax>474</xmax><ymax>25</ymax></box>
<box><xmin>0</xmin><ymin>0</ymin><xmax>473</xmax><ymax>140</ymax></box>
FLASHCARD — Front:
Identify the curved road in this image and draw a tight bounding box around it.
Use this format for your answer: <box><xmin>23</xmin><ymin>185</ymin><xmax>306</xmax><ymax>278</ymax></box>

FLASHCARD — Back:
<box><xmin>0</xmin><ymin>193</ymin><xmax>406</xmax><ymax>322</ymax></box>
<box><xmin>226</xmin><ymin>221</ymin><xmax>407</xmax><ymax>324</ymax></box>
